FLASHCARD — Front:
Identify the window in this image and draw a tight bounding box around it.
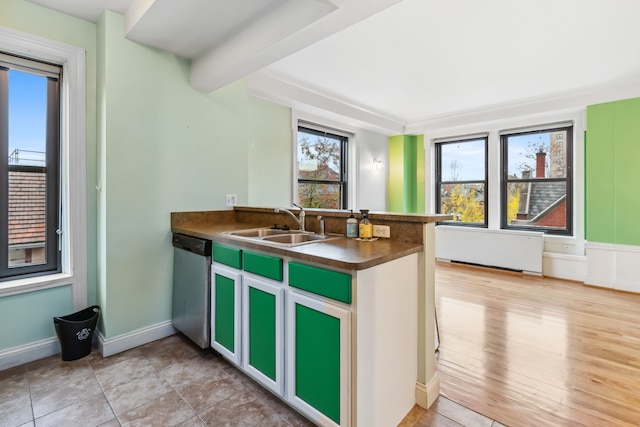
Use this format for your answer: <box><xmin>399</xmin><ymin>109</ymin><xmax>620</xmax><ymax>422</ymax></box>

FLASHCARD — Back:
<box><xmin>296</xmin><ymin>123</ymin><xmax>348</xmax><ymax>209</ymax></box>
<box><xmin>0</xmin><ymin>53</ymin><xmax>61</xmax><ymax>281</ymax></box>
<box><xmin>435</xmin><ymin>136</ymin><xmax>488</xmax><ymax>226</ymax></box>
<box><xmin>0</xmin><ymin>26</ymin><xmax>86</xmax><ymax>301</ymax></box>
<box><xmin>501</xmin><ymin>125</ymin><xmax>573</xmax><ymax>235</ymax></box>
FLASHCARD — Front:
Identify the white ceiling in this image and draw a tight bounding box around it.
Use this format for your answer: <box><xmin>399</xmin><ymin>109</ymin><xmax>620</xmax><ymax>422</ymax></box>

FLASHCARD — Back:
<box><xmin>26</xmin><ymin>0</ymin><xmax>640</xmax><ymax>133</ymax></box>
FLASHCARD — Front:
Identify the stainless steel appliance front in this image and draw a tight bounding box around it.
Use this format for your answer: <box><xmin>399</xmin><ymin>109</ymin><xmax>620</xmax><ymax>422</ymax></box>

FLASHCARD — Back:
<box><xmin>172</xmin><ymin>233</ymin><xmax>211</xmax><ymax>348</ymax></box>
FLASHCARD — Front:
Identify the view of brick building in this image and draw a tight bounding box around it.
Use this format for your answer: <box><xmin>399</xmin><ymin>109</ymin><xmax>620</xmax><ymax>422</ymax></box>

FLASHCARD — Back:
<box><xmin>8</xmin><ymin>169</ymin><xmax>46</xmax><ymax>266</ymax></box>
<box><xmin>513</xmin><ymin>131</ymin><xmax>567</xmax><ymax>228</ymax></box>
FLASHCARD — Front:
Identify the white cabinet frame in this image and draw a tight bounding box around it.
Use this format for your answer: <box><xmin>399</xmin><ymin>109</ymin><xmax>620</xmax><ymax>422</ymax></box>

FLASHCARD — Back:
<box><xmin>286</xmin><ymin>290</ymin><xmax>351</xmax><ymax>427</ymax></box>
<box><xmin>242</xmin><ymin>275</ymin><xmax>285</xmax><ymax>396</ymax></box>
<box><xmin>211</xmin><ymin>264</ymin><xmax>242</xmax><ymax>366</ymax></box>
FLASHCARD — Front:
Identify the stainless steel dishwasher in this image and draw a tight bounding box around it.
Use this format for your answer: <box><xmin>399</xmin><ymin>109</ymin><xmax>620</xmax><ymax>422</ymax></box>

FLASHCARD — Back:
<box><xmin>172</xmin><ymin>233</ymin><xmax>212</xmax><ymax>348</ymax></box>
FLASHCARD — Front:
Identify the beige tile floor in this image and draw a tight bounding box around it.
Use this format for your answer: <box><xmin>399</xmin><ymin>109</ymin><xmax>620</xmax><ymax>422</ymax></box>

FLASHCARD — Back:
<box><xmin>1</xmin><ymin>334</ymin><xmax>504</xmax><ymax>427</ymax></box>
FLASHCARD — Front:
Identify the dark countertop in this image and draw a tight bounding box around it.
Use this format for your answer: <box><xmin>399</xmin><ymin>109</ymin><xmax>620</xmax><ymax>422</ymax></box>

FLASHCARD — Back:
<box><xmin>171</xmin><ymin>221</ymin><xmax>421</xmax><ymax>271</ymax></box>
<box><xmin>171</xmin><ymin>207</ymin><xmax>451</xmax><ymax>271</ymax></box>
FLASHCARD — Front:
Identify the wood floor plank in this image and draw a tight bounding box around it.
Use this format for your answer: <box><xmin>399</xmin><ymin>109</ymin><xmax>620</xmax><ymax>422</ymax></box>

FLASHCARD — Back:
<box><xmin>435</xmin><ymin>262</ymin><xmax>640</xmax><ymax>427</ymax></box>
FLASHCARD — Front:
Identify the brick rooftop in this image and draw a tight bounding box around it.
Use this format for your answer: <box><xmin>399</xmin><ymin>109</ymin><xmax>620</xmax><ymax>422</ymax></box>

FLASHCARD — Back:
<box><xmin>8</xmin><ymin>171</ymin><xmax>46</xmax><ymax>246</ymax></box>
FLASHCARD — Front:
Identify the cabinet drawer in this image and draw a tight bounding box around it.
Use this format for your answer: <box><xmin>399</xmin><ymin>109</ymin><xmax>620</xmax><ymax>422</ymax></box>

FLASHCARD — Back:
<box><xmin>213</xmin><ymin>243</ymin><xmax>242</xmax><ymax>269</ymax></box>
<box><xmin>289</xmin><ymin>262</ymin><xmax>352</xmax><ymax>304</ymax></box>
<box><xmin>243</xmin><ymin>251</ymin><xmax>283</xmax><ymax>281</ymax></box>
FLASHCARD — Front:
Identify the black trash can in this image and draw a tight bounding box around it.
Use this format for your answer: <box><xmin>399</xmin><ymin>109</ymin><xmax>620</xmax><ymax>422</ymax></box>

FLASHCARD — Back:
<box><xmin>53</xmin><ymin>305</ymin><xmax>100</xmax><ymax>361</ymax></box>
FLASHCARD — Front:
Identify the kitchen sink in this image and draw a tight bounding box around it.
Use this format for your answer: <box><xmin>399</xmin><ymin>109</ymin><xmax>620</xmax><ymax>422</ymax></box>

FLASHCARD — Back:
<box><xmin>225</xmin><ymin>228</ymin><xmax>307</xmax><ymax>238</ymax></box>
<box><xmin>222</xmin><ymin>227</ymin><xmax>340</xmax><ymax>247</ymax></box>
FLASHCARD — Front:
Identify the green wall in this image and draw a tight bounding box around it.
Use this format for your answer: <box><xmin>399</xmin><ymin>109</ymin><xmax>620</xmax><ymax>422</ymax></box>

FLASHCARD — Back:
<box><xmin>248</xmin><ymin>97</ymin><xmax>292</xmax><ymax>207</ymax></box>
<box><xmin>388</xmin><ymin>135</ymin><xmax>425</xmax><ymax>213</ymax></box>
<box><xmin>0</xmin><ymin>286</ymin><xmax>74</xmax><ymax>348</ymax></box>
<box><xmin>97</xmin><ymin>11</ymin><xmax>251</xmax><ymax>338</ymax></box>
<box><xmin>0</xmin><ymin>0</ymin><xmax>98</xmax><ymax>350</ymax></box>
<box><xmin>586</xmin><ymin>98</ymin><xmax>640</xmax><ymax>246</ymax></box>
<box><xmin>0</xmin><ymin>1</ymin><xmax>386</xmax><ymax>356</ymax></box>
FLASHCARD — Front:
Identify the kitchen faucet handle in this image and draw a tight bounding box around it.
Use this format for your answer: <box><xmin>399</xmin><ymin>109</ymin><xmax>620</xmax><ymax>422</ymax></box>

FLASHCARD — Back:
<box><xmin>292</xmin><ymin>203</ymin><xmax>305</xmax><ymax>231</ymax></box>
<box><xmin>317</xmin><ymin>215</ymin><xmax>325</xmax><ymax>235</ymax></box>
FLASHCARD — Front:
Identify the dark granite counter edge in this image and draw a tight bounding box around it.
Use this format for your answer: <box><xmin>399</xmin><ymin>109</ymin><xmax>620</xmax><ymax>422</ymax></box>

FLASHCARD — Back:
<box><xmin>171</xmin><ymin>223</ymin><xmax>424</xmax><ymax>271</ymax></box>
<box><xmin>171</xmin><ymin>208</ymin><xmax>451</xmax><ymax>270</ymax></box>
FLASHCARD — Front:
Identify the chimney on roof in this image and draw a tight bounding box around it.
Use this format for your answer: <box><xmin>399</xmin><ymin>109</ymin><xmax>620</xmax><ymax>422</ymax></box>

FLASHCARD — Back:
<box><xmin>536</xmin><ymin>150</ymin><xmax>546</xmax><ymax>178</ymax></box>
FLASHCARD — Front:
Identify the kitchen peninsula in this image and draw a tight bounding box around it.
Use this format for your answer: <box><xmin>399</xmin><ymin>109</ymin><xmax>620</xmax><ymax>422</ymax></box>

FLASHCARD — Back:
<box><xmin>171</xmin><ymin>206</ymin><xmax>450</xmax><ymax>427</ymax></box>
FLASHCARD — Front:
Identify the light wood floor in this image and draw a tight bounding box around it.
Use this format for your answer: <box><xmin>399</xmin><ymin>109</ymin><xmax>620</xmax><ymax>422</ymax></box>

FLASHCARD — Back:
<box><xmin>435</xmin><ymin>261</ymin><xmax>640</xmax><ymax>427</ymax></box>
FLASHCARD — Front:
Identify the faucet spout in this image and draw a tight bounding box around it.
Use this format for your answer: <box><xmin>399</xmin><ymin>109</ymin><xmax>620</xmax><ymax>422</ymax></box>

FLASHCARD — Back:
<box><xmin>274</xmin><ymin>204</ymin><xmax>306</xmax><ymax>231</ymax></box>
<box><xmin>274</xmin><ymin>208</ymin><xmax>301</xmax><ymax>230</ymax></box>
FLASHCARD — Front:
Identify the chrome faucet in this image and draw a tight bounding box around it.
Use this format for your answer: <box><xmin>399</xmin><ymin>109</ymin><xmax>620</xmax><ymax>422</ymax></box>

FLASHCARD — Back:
<box><xmin>274</xmin><ymin>204</ymin><xmax>306</xmax><ymax>231</ymax></box>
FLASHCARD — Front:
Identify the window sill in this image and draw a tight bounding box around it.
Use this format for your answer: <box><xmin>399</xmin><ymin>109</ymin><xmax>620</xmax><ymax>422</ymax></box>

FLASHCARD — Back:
<box><xmin>0</xmin><ymin>272</ymin><xmax>74</xmax><ymax>297</ymax></box>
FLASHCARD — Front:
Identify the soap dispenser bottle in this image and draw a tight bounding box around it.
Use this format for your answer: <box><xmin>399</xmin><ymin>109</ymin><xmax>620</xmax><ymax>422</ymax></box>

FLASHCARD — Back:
<box><xmin>346</xmin><ymin>210</ymin><xmax>358</xmax><ymax>238</ymax></box>
<box><xmin>358</xmin><ymin>209</ymin><xmax>373</xmax><ymax>239</ymax></box>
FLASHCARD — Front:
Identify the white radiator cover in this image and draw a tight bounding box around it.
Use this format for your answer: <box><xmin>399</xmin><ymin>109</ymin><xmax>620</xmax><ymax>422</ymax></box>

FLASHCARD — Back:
<box><xmin>435</xmin><ymin>226</ymin><xmax>544</xmax><ymax>274</ymax></box>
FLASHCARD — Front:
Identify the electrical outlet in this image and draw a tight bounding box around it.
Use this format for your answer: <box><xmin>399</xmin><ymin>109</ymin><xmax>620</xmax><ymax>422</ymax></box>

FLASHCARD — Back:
<box><xmin>225</xmin><ymin>194</ymin><xmax>237</xmax><ymax>206</ymax></box>
<box><xmin>372</xmin><ymin>224</ymin><xmax>390</xmax><ymax>238</ymax></box>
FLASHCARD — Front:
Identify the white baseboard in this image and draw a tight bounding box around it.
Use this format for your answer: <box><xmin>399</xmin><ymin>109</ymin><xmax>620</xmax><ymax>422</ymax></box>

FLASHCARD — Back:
<box><xmin>585</xmin><ymin>242</ymin><xmax>640</xmax><ymax>293</ymax></box>
<box><xmin>426</xmin><ymin>374</ymin><xmax>440</xmax><ymax>408</ymax></box>
<box><xmin>415</xmin><ymin>382</ymin><xmax>427</xmax><ymax>408</ymax></box>
<box><xmin>98</xmin><ymin>320</ymin><xmax>176</xmax><ymax>357</ymax></box>
<box><xmin>0</xmin><ymin>320</ymin><xmax>178</xmax><ymax>371</ymax></box>
<box><xmin>0</xmin><ymin>337</ymin><xmax>60</xmax><ymax>371</ymax></box>
<box><xmin>415</xmin><ymin>374</ymin><xmax>440</xmax><ymax>410</ymax></box>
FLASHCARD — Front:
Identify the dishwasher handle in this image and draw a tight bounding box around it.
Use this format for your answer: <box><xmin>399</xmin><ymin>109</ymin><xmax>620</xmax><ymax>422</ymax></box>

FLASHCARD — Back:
<box><xmin>172</xmin><ymin>233</ymin><xmax>212</xmax><ymax>257</ymax></box>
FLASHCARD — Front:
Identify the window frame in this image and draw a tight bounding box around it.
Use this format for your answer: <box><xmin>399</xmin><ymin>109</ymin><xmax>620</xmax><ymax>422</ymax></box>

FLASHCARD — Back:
<box><xmin>0</xmin><ymin>56</ymin><xmax>62</xmax><ymax>280</ymax></box>
<box><xmin>500</xmin><ymin>125</ymin><xmax>573</xmax><ymax>235</ymax></box>
<box><xmin>0</xmin><ymin>25</ymin><xmax>86</xmax><ymax>308</ymax></box>
<box><xmin>435</xmin><ymin>136</ymin><xmax>489</xmax><ymax>227</ymax></box>
<box><xmin>295</xmin><ymin>122</ymin><xmax>349</xmax><ymax>209</ymax></box>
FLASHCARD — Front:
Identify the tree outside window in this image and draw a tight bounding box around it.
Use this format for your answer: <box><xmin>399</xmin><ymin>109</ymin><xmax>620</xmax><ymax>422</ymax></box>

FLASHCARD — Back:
<box><xmin>296</xmin><ymin>125</ymin><xmax>348</xmax><ymax>209</ymax></box>
<box><xmin>435</xmin><ymin>137</ymin><xmax>488</xmax><ymax>226</ymax></box>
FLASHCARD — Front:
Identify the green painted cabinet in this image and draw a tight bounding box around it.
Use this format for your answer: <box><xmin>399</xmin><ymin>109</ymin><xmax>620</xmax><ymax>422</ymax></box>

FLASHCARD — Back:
<box><xmin>211</xmin><ymin>245</ymin><xmax>285</xmax><ymax>395</ymax></box>
<box><xmin>212</xmin><ymin>243</ymin><xmax>352</xmax><ymax>425</ymax></box>
<box><xmin>286</xmin><ymin>291</ymin><xmax>350</xmax><ymax>427</ymax></box>
<box><xmin>242</xmin><ymin>275</ymin><xmax>284</xmax><ymax>396</ymax></box>
<box><xmin>289</xmin><ymin>262</ymin><xmax>351</xmax><ymax>304</ymax></box>
<box><xmin>211</xmin><ymin>264</ymin><xmax>242</xmax><ymax>365</ymax></box>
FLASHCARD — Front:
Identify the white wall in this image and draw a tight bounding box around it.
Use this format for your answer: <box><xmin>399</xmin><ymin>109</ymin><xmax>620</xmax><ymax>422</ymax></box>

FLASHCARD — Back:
<box><xmin>289</xmin><ymin>110</ymin><xmax>389</xmax><ymax>212</ymax></box>
<box><xmin>356</xmin><ymin>128</ymin><xmax>388</xmax><ymax>212</ymax></box>
<box><xmin>247</xmin><ymin>74</ymin><xmax>391</xmax><ymax>212</ymax></box>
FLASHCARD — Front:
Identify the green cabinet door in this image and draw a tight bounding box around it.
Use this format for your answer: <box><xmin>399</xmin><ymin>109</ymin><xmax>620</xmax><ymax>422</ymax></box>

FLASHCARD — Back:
<box><xmin>242</xmin><ymin>276</ymin><xmax>284</xmax><ymax>396</ymax></box>
<box><xmin>287</xmin><ymin>291</ymin><xmax>350</xmax><ymax>426</ymax></box>
<box><xmin>211</xmin><ymin>264</ymin><xmax>242</xmax><ymax>365</ymax></box>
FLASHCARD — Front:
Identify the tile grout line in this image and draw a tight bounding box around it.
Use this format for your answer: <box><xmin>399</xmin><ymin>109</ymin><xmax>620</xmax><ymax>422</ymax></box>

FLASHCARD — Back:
<box><xmin>159</xmin><ymin>359</ymin><xmax>204</xmax><ymax>426</ymax></box>
<box><xmin>90</xmin><ymin>359</ymin><xmax>122</xmax><ymax>426</ymax></box>
<box><xmin>25</xmin><ymin>364</ymin><xmax>36</xmax><ymax>426</ymax></box>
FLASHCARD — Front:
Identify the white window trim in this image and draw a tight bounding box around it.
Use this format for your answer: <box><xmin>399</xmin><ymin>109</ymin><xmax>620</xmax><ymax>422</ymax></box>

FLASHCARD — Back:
<box><xmin>0</xmin><ymin>26</ymin><xmax>87</xmax><ymax>308</ymax></box>
<box><xmin>291</xmin><ymin>111</ymin><xmax>358</xmax><ymax>210</ymax></box>
<box><xmin>425</xmin><ymin>108</ymin><xmax>585</xmax><ymax>257</ymax></box>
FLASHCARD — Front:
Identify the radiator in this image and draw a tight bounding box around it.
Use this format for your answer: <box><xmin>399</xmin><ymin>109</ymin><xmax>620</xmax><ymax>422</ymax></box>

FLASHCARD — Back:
<box><xmin>435</xmin><ymin>226</ymin><xmax>543</xmax><ymax>274</ymax></box>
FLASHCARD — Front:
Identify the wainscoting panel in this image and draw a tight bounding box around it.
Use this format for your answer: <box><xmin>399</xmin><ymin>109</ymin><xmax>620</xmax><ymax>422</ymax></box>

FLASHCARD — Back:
<box><xmin>585</xmin><ymin>242</ymin><xmax>640</xmax><ymax>293</ymax></box>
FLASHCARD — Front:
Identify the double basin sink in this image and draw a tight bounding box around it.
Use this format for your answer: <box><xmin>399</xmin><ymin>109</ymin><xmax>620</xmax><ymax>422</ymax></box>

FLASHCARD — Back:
<box><xmin>223</xmin><ymin>227</ymin><xmax>339</xmax><ymax>247</ymax></box>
